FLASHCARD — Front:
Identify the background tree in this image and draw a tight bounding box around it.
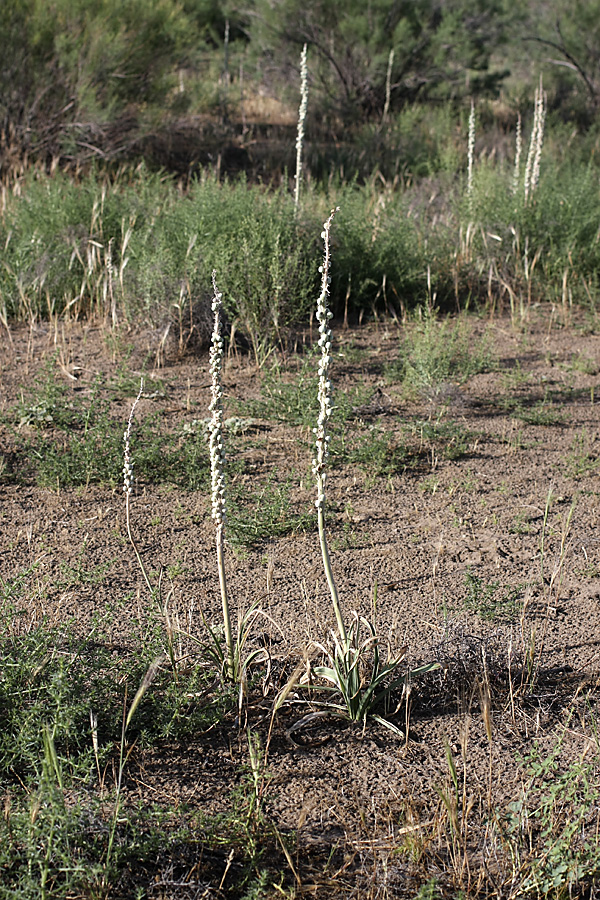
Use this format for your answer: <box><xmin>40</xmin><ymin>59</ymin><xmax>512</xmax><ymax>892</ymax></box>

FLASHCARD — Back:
<box><xmin>247</xmin><ymin>0</ymin><xmax>511</xmax><ymax>124</ymax></box>
<box><xmin>0</xmin><ymin>0</ymin><xmax>72</xmax><ymax>162</ymax></box>
<box><xmin>0</xmin><ymin>0</ymin><xmax>233</xmax><ymax>166</ymax></box>
<box><xmin>519</xmin><ymin>0</ymin><xmax>600</xmax><ymax>123</ymax></box>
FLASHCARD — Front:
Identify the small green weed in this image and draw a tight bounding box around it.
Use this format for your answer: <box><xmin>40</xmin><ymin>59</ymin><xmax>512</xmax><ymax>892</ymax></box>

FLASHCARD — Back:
<box><xmin>563</xmin><ymin>429</ymin><xmax>599</xmax><ymax>479</ymax></box>
<box><xmin>499</xmin><ymin>740</ymin><xmax>600</xmax><ymax>897</ymax></box>
<box><xmin>386</xmin><ymin>309</ymin><xmax>492</xmax><ymax>394</ymax></box>
<box><xmin>332</xmin><ymin>426</ymin><xmax>407</xmax><ymax>477</ymax></box>
<box><xmin>463</xmin><ymin>571</ymin><xmax>521</xmax><ymax>622</ymax></box>
<box><xmin>330</xmin><ymin>522</ymin><xmax>362</xmax><ymax>552</ymax></box>
<box><xmin>568</xmin><ymin>352</ymin><xmax>597</xmax><ymax>375</ymax></box>
<box><xmin>57</xmin><ymin>558</ymin><xmax>111</xmax><ymax>587</ymax></box>
<box><xmin>502</xmin><ymin>395</ymin><xmax>565</xmax><ymax>426</ymax></box>
<box><xmin>407</xmin><ymin>418</ymin><xmax>475</xmax><ymax>461</ymax></box>
<box><xmin>413</xmin><ymin>878</ymin><xmax>442</xmax><ymax>900</ymax></box>
<box><xmin>228</xmin><ymin>473</ymin><xmax>313</xmax><ymax>548</ymax></box>
<box><xmin>500</xmin><ymin>360</ymin><xmax>531</xmax><ymax>392</ymax></box>
<box><xmin>510</xmin><ymin>510</ymin><xmax>539</xmax><ymax>535</ymax></box>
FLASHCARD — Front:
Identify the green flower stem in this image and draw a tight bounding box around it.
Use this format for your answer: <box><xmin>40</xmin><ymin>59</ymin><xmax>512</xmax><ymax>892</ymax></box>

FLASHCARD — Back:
<box><xmin>216</xmin><ymin>521</ymin><xmax>234</xmax><ymax>679</ymax></box>
<box><xmin>317</xmin><ymin>503</ymin><xmax>347</xmax><ymax>644</ymax></box>
<box><xmin>125</xmin><ymin>493</ymin><xmax>154</xmax><ymax>600</ymax></box>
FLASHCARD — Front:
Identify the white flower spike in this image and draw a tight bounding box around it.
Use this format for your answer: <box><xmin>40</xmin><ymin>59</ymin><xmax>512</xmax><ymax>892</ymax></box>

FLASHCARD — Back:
<box><xmin>208</xmin><ymin>272</ymin><xmax>227</xmax><ymax>525</ymax></box>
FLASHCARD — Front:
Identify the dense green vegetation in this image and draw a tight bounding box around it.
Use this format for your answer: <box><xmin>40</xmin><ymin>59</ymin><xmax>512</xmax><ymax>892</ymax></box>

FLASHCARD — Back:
<box><xmin>1</xmin><ymin>136</ymin><xmax>599</xmax><ymax>350</ymax></box>
<box><xmin>3</xmin><ymin>0</ymin><xmax>600</xmax><ymax>158</ymax></box>
<box><xmin>1</xmin><ymin>1</ymin><xmax>599</xmax><ymax>341</ymax></box>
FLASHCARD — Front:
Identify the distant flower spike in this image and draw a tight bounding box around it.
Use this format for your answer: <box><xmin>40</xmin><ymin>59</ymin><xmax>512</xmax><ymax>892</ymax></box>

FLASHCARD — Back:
<box><xmin>512</xmin><ymin>112</ymin><xmax>522</xmax><ymax>196</ymax></box>
<box><xmin>467</xmin><ymin>101</ymin><xmax>476</xmax><ymax>201</ymax></box>
<box><xmin>294</xmin><ymin>43</ymin><xmax>309</xmax><ymax>213</ymax></box>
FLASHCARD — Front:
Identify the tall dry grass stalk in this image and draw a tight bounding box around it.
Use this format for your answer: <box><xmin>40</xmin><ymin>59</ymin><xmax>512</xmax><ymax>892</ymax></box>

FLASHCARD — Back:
<box><xmin>294</xmin><ymin>43</ymin><xmax>309</xmax><ymax>213</ymax></box>
<box><xmin>209</xmin><ymin>271</ymin><xmax>234</xmax><ymax>679</ymax></box>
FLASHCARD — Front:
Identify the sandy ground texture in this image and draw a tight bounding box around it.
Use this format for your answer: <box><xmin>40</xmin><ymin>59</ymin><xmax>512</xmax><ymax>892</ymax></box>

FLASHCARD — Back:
<box><xmin>1</xmin><ymin>307</ymin><xmax>600</xmax><ymax>897</ymax></box>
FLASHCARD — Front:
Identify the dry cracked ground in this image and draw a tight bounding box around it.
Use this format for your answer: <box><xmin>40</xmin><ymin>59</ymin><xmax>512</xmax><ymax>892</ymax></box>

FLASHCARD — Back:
<box><xmin>1</xmin><ymin>305</ymin><xmax>600</xmax><ymax>898</ymax></box>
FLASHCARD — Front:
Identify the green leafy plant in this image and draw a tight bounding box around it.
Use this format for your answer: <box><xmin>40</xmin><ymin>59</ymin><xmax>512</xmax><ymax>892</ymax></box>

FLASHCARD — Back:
<box><xmin>463</xmin><ymin>571</ymin><xmax>521</xmax><ymax>622</ymax></box>
<box><xmin>502</xmin><ymin>395</ymin><xmax>564</xmax><ymax>426</ymax></box>
<box><xmin>407</xmin><ymin>418</ymin><xmax>475</xmax><ymax>462</ymax></box>
<box><xmin>332</xmin><ymin>426</ymin><xmax>407</xmax><ymax>477</ymax></box>
<box><xmin>194</xmin><ymin>604</ymin><xmax>268</xmax><ymax>688</ymax></box>
<box><xmin>310</xmin><ymin>611</ymin><xmax>433</xmax><ymax>733</ymax></box>
<box><xmin>499</xmin><ymin>739</ymin><xmax>600</xmax><ymax>897</ymax></box>
<box><xmin>228</xmin><ymin>473</ymin><xmax>313</xmax><ymax>548</ymax></box>
<box><xmin>563</xmin><ymin>429</ymin><xmax>599</xmax><ymax>479</ymax></box>
<box><xmin>389</xmin><ymin>308</ymin><xmax>492</xmax><ymax>395</ymax></box>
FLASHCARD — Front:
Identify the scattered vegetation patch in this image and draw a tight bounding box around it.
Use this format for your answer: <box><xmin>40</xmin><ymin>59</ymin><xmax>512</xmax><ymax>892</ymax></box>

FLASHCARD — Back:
<box><xmin>2</xmin><ymin>366</ymin><xmax>210</xmax><ymax>490</ymax></box>
<box><xmin>386</xmin><ymin>310</ymin><xmax>493</xmax><ymax>396</ymax></box>
<box><xmin>228</xmin><ymin>474</ymin><xmax>313</xmax><ymax>548</ymax></box>
<box><xmin>462</xmin><ymin>571</ymin><xmax>523</xmax><ymax>622</ymax></box>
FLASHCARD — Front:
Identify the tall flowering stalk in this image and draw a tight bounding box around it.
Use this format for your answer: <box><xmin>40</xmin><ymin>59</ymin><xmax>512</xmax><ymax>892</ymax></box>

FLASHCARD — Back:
<box><xmin>530</xmin><ymin>78</ymin><xmax>546</xmax><ymax>196</ymax></box>
<box><xmin>312</xmin><ymin>208</ymin><xmax>347</xmax><ymax>642</ymax></box>
<box><xmin>123</xmin><ymin>380</ymin><xmax>143</xmax><ymax>504</ymax></box>
<box><xmin>512</xmin><ymin>112</ymin><xmax>522</xmax><ymax>196</ymax></box>
<box><xmin>287</xmin><ymin>208</ymin><xmax>443</xmax><ymax>731</ymax></box>
<box><xmin>294</xmin><ymin>43</ymin><xmax>309</xmax><ymax>214</ymax></box>
<box><xmin>123</xmin><ymin>380</ymin><xmax>153</xmax><ymax>598</ymax></box>
<box><xmin>467</xmin><ymin>101</ymin><xmax>476</xmax><ymax>204</ymax></box>
<box><xmin>524</xmin><ymin>78</ymin><xmax>545</xmax><ymax>203</ymax></box>
<box><xmin>209</xmin><ymin>271</ymin><xmax>234</xmax><ymax>679</ymax></box>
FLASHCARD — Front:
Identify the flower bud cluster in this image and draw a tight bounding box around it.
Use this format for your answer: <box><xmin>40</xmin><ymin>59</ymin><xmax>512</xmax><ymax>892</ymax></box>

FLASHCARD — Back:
<box><xmin>467</xmin><ymin>101</ymin><xmax>475</xmax><ymax>199</ymax></box>
<box><xmin>512</xmin><ymin>112</ymin><xmax>522</xmax><ymax>196</ymax></box>
<box><xmin>294</xmin><ymin>43</ymin><xmax>309</xmax><ymax>211</ymax></box>
<box><xmin>312</xmin><ymin>209</ymin><xmax>339</xmax><ymax>510</ymax></box>
<box><xmin>123</xmin><ymin>379</ymin><xmax>144</xmax><ymax>495</ymax></box>
<box><xmin>524</xmin><ymin>77</ymin><xmax>546</xmax><ymax>203</ymax></box>
<box><xmin>209</xmin><ymin>271</ymin><xmax>227</xmax><ymax>525</ymax></box>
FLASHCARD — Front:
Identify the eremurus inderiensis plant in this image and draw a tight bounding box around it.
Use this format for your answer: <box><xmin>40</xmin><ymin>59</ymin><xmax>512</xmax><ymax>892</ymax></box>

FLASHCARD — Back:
<box><xmin>305</xmin><ymin>209</ymin><xmax>438</xmax><ymax>732</ymax></box>
<box><xmin>204</xmin><ymin>271</ymin><xmax>270</xmax><ymax>684</ymax></box>
<box><xmin>121</xmin><ymin>275</ymin><xmax>266</xmax><ymax>685</ymax></box>
<box><xmin>312</xmin><ymin>207</ymin><xmax>347</xmax><ymax>643</ymax></box>
<box><xmin>209</xmin><ymin>270</ymin><xmax>235</xmax><ymax>680</ymax></box>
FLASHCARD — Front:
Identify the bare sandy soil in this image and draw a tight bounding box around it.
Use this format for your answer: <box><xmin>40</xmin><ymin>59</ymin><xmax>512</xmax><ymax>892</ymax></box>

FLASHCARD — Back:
<box><xmin>1</xmin><ymin>308</ymin><xmax>600</xmax><ymax>897</ymax></box>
